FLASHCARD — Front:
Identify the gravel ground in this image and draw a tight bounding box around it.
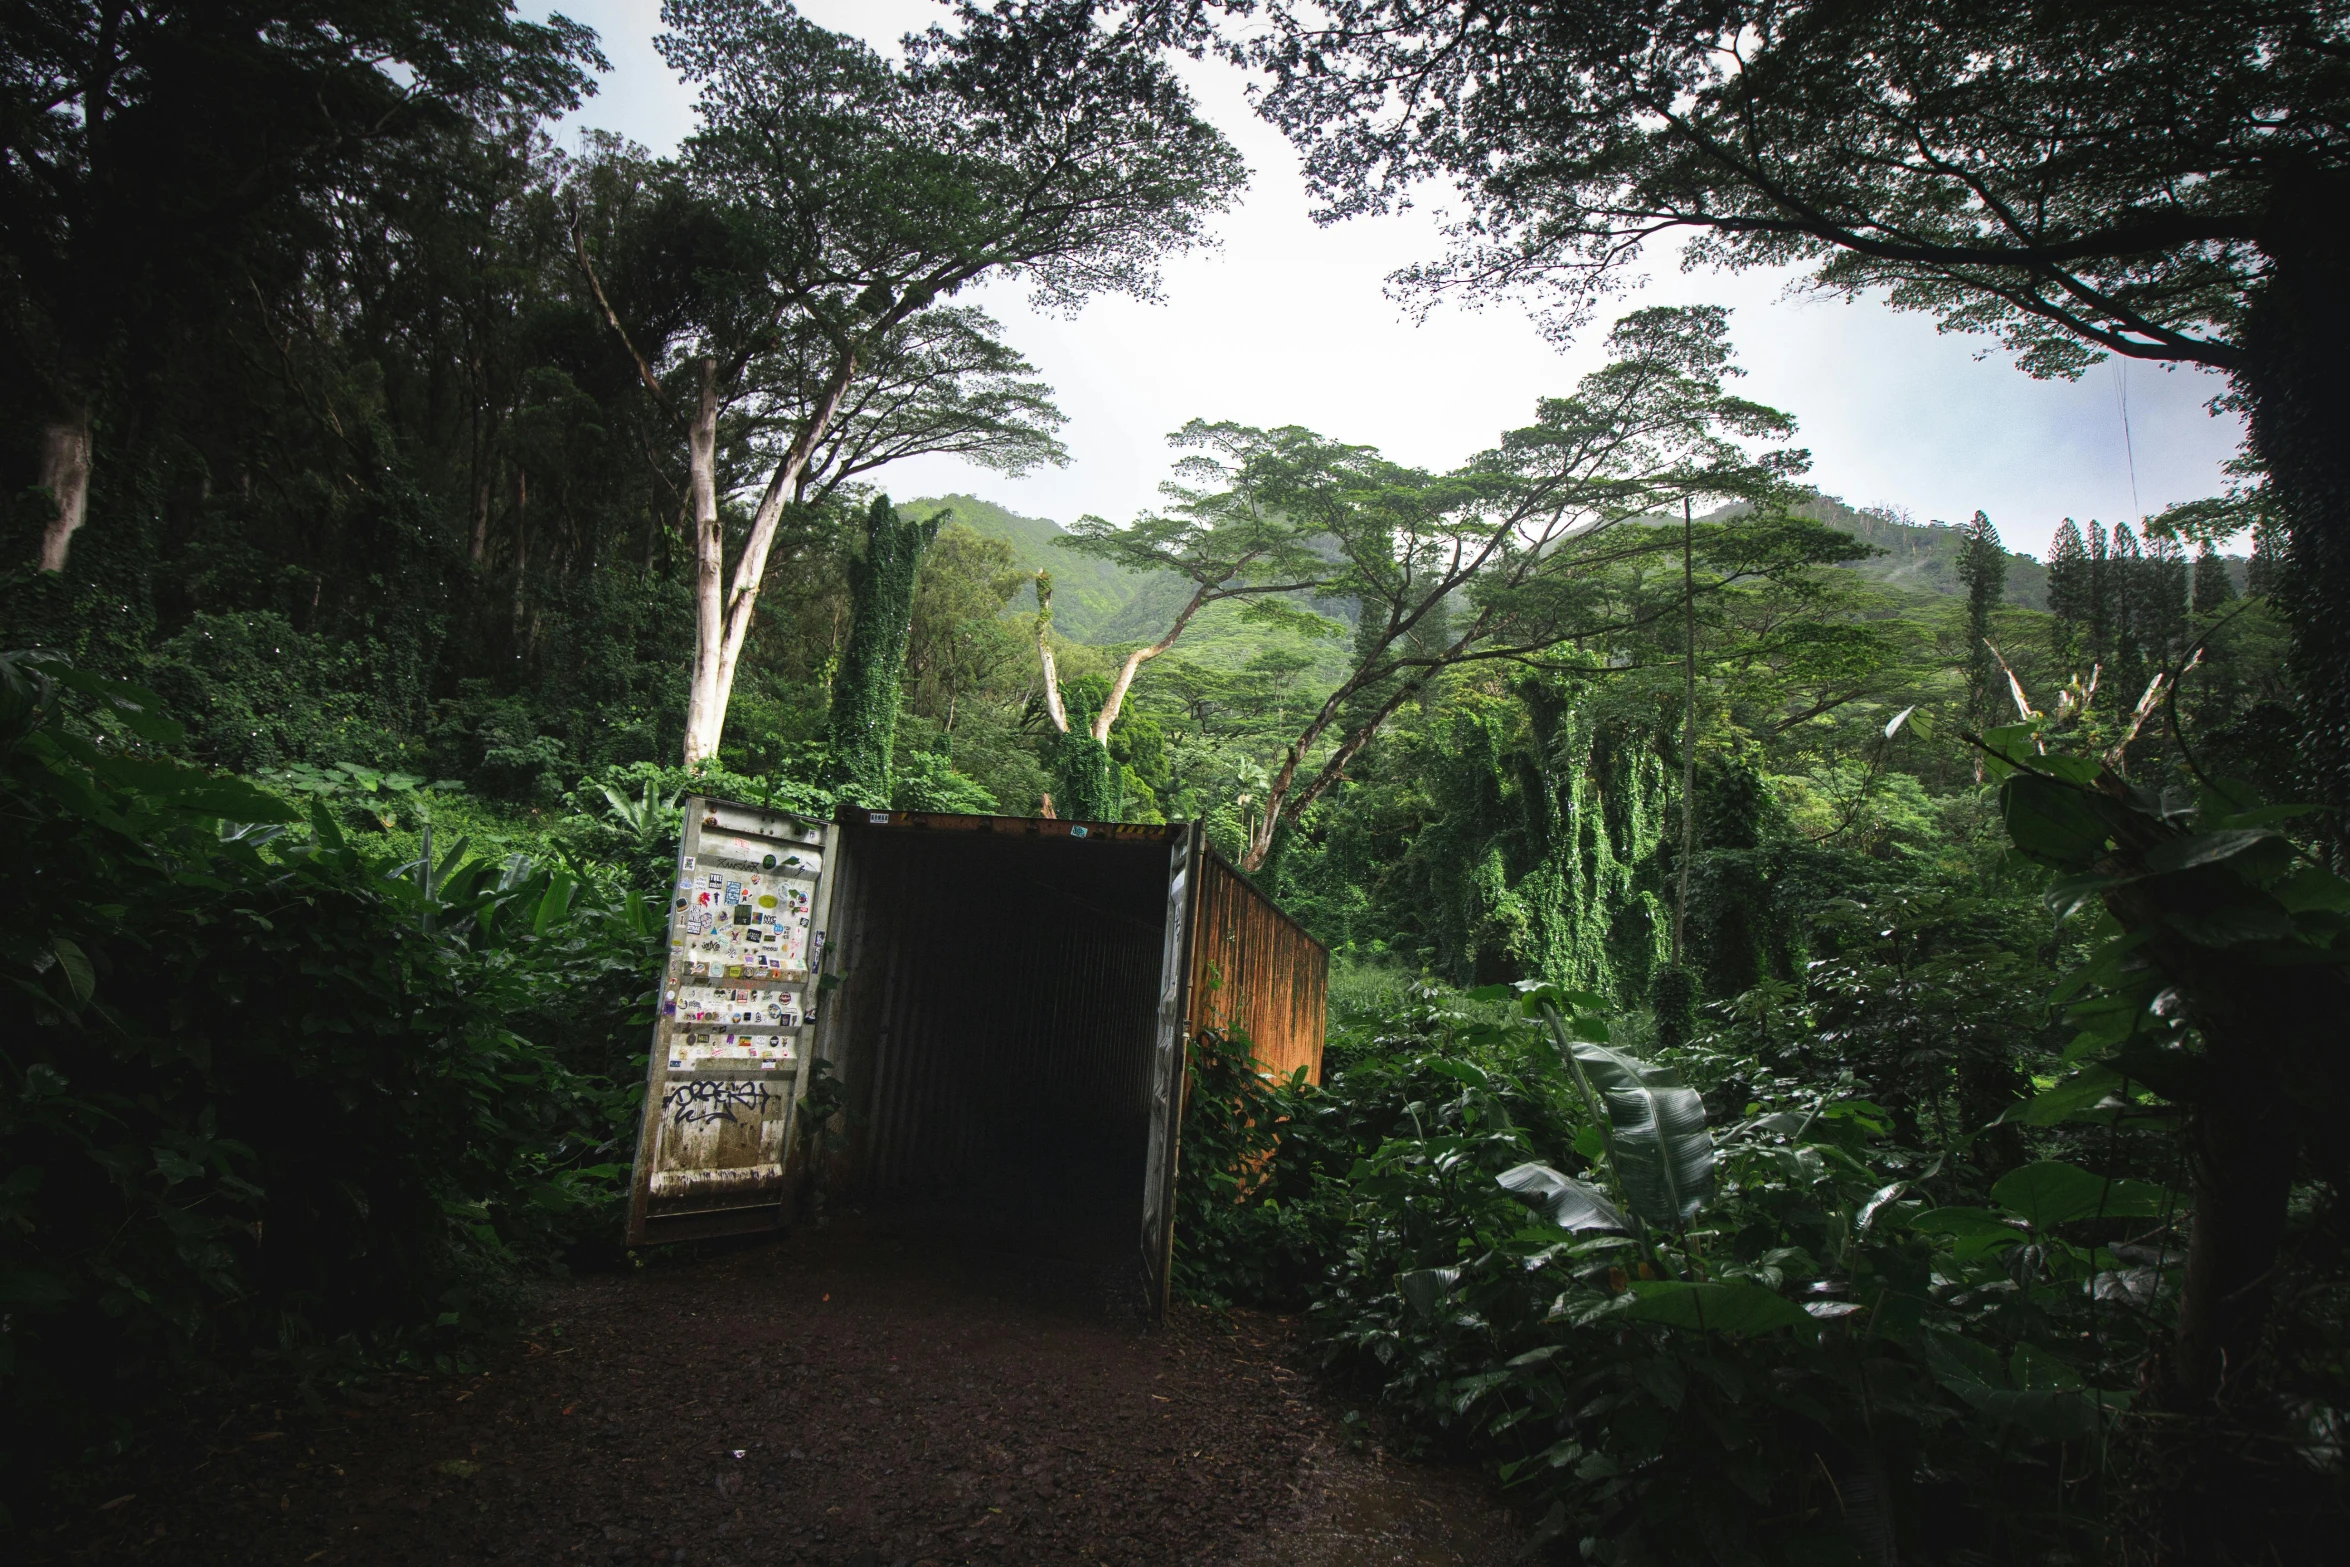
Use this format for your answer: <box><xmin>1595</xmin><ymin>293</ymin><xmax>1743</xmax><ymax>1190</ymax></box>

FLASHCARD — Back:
<box><xmin>33</xmin><ymin>1222</ymin><xmax>1528</xmax><ymax>1567</ymax></box>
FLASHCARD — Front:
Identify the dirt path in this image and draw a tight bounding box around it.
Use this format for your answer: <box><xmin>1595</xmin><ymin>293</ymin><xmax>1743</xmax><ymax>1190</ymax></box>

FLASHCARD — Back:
<box><xmin>37</xmin><ymin>1226</ymin><xmax>1528</xmax><ymax>1567</ymax></box>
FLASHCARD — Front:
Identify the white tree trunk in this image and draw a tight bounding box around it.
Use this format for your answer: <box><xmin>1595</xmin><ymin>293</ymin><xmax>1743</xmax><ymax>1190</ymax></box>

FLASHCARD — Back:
<box><xmin>681</xmin><ymin>354</ymin><xmax>860</xmax><ymax>767</ymax></box>
<box><xmin>1087</xmin><ymin>580</ymin><xmax>1217</xmax><ymax>741</ymax></box>
<box><xmin>1034</xmin><ymin>571</ymin><xmax>1070</xmax><ymax>733</ymax></box>
<box><xmin>35</xmin><ymin>406</ymin><xmax>92</xmax><ymax>574</ymax></box>
<box><xmin>707</xmin><ymin>367</ymin><xmax>856</xmax><ymax>744</ymax></box>
<box><xmin>682</xmin><ymin>361</ymin><xmax>728</xmax><ymax>765</ymax></box>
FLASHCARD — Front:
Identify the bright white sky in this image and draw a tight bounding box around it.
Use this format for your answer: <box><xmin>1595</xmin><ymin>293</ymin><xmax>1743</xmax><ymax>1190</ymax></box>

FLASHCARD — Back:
<box><xmin>540</xmin><ymin>0</ymin><xmax>2246</xmax><ymax>560</ymax></box>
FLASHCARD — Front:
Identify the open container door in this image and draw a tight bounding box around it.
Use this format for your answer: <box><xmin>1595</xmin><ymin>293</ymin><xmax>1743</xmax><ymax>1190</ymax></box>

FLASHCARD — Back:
<box><xmin>626</xmin><ymin>796</ymin><xmax>836</xmax><ymax>1246</ymax></box>
<box><xmin>1138</xmin><ymin>823</ymin><xmax>1201</xmax><ymax>1314</ymax></box>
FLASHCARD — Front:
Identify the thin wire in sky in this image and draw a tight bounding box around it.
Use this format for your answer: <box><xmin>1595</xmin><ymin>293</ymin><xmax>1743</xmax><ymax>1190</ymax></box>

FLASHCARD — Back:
<box><xmin>2114</xmin><ymin>360</ymin><xmax>2142</xmax><ymax>522</ymax></box>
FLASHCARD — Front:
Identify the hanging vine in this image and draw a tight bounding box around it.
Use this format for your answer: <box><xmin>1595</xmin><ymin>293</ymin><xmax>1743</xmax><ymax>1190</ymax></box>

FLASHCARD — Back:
<box><xmin>1521</xmin><ymin>684</ymin><xmax>1674</xmax><ymax>1006</ymax></box>
<box><xmin>825</xmin><ymin>495</ymin><xmax>942</xmax><ymax>808</ymax></box>
<box><xmin>1396</xmin><ymin>681</ymin><xmax>1675</xmax><ymax>1006</ymax></box>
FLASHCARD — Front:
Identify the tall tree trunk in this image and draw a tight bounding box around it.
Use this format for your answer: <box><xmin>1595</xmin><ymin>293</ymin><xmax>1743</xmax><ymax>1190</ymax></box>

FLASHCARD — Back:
<box><xmin>510</xmin><ymin>468</ymin><xmax>529</xmax><ymax>633</ymax></box>
<box><xmin>1673</xmin><ymin>496</ymin><xmax>1697</xmax><ymax>965</ymax></box>
<box><xmin>1029</xmin><ymin>570</ymin><xmax>1112</xmax><ymax>817</ymax></box>
<box><xmin>2244</xmin><ymin>181</ymin><xmax>2350</xmax><ymax>851</ymax></box>
<box><xmin>2094</xmin><ymin>799</ymin><xmax>2350</xmax><ymax>1407</ymax></box>
<box><xmin>1239</xmin><ymin>610</ymin><xmax>1489</xmax><ymax>870</ymax></box>
<box><xmin>1032</xmin><ymin>571</ymin><xmax>1070</xmax><ymax>734</ymax></box>
<box><xmin>680</xmin><ymin>356</ymin><xmax>857</xmax><ymax>767</ymax></box>
<box><xmin>681</xmin><ymin>360</ymin><xmax>726</xmax><ymax>766</ymax></box>
<box><xmin>35</xmin><ymin>403</ymin><xmax>93</xmax><ymax>573</ymax></box>
<box><xmin>1091</xmin><ymin>583</ymin><xmax>1213</xmax><ymax>743</ymax></box>
<box><xmin>471</xmin><ymin>472</ymin><xmax>492</xmax><ymax>566</ymax></box>
<box><xmin>469</xmin><ymin>404</ymin><xmax>498</xmax><ymax>565</ymax></box>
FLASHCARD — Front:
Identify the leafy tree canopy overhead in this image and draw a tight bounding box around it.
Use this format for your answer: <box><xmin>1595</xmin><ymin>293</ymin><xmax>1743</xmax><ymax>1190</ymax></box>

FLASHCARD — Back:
<box><xmin>657</xmin><ymin>0</ymin><xmax>1249</xmax><ymax>349</ymax></box>
<box><xmin>1234</xmin><ymin>0</ymin><xmax>2331</xmax><ymax>377</ymax></box>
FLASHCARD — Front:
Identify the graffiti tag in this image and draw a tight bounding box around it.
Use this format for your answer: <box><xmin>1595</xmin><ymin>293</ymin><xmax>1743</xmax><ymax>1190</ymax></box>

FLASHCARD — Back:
<box><xmin>664</xmin><ymin>1078</ymin><xmax>779</xmax><ymax>1128</ymax></box>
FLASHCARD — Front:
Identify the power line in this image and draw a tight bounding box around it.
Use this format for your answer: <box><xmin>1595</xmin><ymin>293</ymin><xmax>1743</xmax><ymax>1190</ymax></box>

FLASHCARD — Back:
<box><xmin>2114</xmin><ymin>359</ymin><xmax>2142</xmax><ymax>522</ymax></box>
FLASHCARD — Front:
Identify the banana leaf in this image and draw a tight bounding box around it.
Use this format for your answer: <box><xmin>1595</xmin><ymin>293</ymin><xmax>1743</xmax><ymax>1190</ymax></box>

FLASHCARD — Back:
<box><xmin>1570</xmin><ymin>1039</ymin><xmax>1715</xmax><ymax>1225</ymax></box>
<box><xmin>1498</xmin><ymin>1162</ymin><xmax>1630</xmax><ymax>1233</ymax></box>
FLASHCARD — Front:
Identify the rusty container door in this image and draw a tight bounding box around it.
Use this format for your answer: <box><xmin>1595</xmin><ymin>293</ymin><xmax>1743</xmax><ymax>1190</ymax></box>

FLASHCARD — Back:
<box><xmin>626</xmin><ymin>796</ymin><xmax>837</xmax><ymax>1245</ymax></box>
<box><xmin>1188</xmin><ymin>848</ymin><xmax>1331</xmax><ymax>1085</ymax></box>
<box><xmin>1139</xmin><ymin>823</ymin><xmax>1201</xmax><ymax>1314</ymax></box>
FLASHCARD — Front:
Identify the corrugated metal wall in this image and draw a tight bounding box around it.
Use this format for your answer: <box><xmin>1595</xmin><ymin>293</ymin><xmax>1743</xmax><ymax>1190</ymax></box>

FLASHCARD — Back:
<box><xmin>828</xmin><ymin>824</ymin><xmax>1173</xmax><ymax>1226</ymax></box>
<box><xmin>1187</xmin><ymin>850</ymin><xmax>1331</xmax><ymax>1085</ymax></box>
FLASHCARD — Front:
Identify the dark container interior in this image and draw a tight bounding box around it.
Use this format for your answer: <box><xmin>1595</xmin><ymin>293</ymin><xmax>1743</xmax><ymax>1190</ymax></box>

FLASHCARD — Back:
<box><xmin>824</xmin><ymin>822</ymin><xmax>1173</xmax><ymax>1254</ymax></box>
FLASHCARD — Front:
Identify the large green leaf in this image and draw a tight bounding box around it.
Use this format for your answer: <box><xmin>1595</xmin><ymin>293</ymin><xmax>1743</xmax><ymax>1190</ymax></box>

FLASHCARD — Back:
<box><xmin>1398</xmin><ymin>1266</ymin><xmax>1460</xmax><ymax>1318</ymax></box>
<box><xmin>1912</xmin><ymin>1206</ymin><xmax>2021</xmax><ymax>1237</ymax></box>
<box><xmin>1621</xmin><ymin>1280</ymin><xmax>1809</xmax><ymax>1335</ymax></box>
<box><xmin>1992</xmin><ymin>1160</ymin><xmax>2172</xmax><ymax>1227</ymax></box>
<box><xmin>1570</xmin><ymin>1040</ymin><xmax>1714</xmax><ymax>1224</ymax></box>
<box><xmin>49</xmin><ymin>937</ymin><xmax>94</xmax><ymax>1004</ymax></box>
<box><xmin>2000</xmin><ymin>773</ymin><xmax>2112</xmax><ymax>867</ymax></box>
<box><xmin>2001</xmin><ymin>1066</ymin><xmax>2130</xmax><ymax>1126</ymax></box>
<box><xmin>2143</xmin><ymin>827</ymin><xmax>2282</xmax><ymax>874</ymax></box>
<box><xmin>1911</xmin><ymin>1205</ymin><xmax>2028</xmax><ymax>1260</ymax></box>
<box><xmin>1917</xmin><ymin>1331</ymin><xmax>2125</xmax><ymax>1442</ymax></box>
<box><xmin>1498</xmin><ymin>1162</ymin><xmax>1629</xmax><ymax>1233</ymax></box>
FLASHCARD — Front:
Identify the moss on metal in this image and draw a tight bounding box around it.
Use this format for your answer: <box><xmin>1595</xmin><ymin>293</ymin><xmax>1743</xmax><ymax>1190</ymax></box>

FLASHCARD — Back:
<box><xmin>826</xmin><ymin>495</ymin><xmax>942</xmax><ymax>809</ymax></box>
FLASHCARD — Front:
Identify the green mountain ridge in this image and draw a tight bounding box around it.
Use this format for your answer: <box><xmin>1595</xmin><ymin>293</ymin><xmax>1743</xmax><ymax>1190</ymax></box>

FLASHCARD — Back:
<box><xmin>916</xmin><ymin>486</ymin><xmax>2247</xmax><ymax>644</ymax></box>
<box><xmin>902</xmin><ymin>493</ymin><xmax>1155</xmax><ymax>642</ymax></box>
<box><xmin>904</xmin><ymin>492</ymin><xmax>1352</xmax><ymax>685</ymax></box>
<box><xmin>1706</xmin><ymin>492</ymin><xmax>2054</xmax><ymax>609</ymax></box>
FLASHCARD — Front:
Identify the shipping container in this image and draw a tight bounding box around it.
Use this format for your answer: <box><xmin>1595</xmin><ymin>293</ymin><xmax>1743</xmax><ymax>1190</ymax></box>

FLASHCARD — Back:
<box><xmin>625</xmin><ymin>798</ymin><xmax>1329</xmax><ymax>1312</ymax></box>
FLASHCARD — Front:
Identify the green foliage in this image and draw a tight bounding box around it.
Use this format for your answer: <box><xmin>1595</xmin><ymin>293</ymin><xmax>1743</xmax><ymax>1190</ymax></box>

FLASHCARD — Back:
<box><xmin>893</xmin><ymin>749</ymin><xmax>999</xmax><ymax>813</ymax></box>
<box><xmin>827</xmin><ymin>497</ymin><xmax>944</xmax><ymax>808</ymax></box>
<box><xmin>1175</xmin><ymin>978</ymin><xmax>2176</xmax><ymax>1565</ymax></box>
<box><xmin>0</xmin><ymin>653</ymin><xmax>648</xmax><ymax>1501</ymax></box>
<box><xmin>1169</xmin><ymin>1030</ymin><xmax>1311</xmax><ymax>1307</ymax></box>
<box><xmin>1647</xmin><ymin>964</ymin><xmax>1696</xmax><ymax>1050</ymax></box>
<box><xmin>1044</xmin><ymin>728</ymin><xmax>1119</xmax><ymax>821</ymax></box>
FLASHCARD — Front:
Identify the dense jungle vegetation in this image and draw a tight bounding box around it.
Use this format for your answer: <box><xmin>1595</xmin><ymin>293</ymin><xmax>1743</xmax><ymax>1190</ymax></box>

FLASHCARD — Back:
<box><xmin>6</xmin><ymin>3</ymin><xmax>2349</xmax><ymax>1562</ymax></box>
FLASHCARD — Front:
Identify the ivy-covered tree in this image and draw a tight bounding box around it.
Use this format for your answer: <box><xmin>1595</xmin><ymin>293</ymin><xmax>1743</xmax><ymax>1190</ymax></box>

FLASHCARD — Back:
<box><xmin>826</xmin><ymin>495</ymin><xmax>944</xmax><ymax>807</ymax></box>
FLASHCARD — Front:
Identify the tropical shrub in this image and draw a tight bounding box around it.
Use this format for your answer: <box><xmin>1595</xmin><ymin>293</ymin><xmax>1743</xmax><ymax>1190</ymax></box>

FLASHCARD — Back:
<box><xmin>0</xmin><ymin>652</ymin><xmax>646</xmax><ymax>1508</ymax></box>
<box><xmin>1176</xmin><ymin>979</ymin><xmax>2198</xmax><ymax>1563</ymax></box>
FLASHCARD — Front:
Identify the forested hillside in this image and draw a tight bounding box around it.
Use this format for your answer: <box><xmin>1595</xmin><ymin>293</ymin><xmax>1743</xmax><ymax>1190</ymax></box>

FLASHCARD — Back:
<box><xmin>4</xmin><ymin>5</ymin><xmax>2345</xmax><ymax>1565</ymax></box>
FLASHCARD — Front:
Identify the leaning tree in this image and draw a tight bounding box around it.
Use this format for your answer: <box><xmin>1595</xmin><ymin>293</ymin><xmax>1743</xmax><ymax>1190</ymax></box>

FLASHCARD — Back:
<box><xmin>1070</xmin><ymin>306</ymin><xmax>1827</xmax><ymax>868</ymax></box>
<box><xmin>578</xmin><ymin>0</ymin><xmax>1243</xmax><ymax>766</ymax></box>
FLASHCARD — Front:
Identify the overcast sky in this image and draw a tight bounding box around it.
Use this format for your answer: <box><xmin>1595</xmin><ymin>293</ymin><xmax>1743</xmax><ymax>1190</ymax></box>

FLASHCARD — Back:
<box><xmin>540</xmin><ymin>0</ymin><xmax>2246</xmax><ymax>560</ymax></box>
